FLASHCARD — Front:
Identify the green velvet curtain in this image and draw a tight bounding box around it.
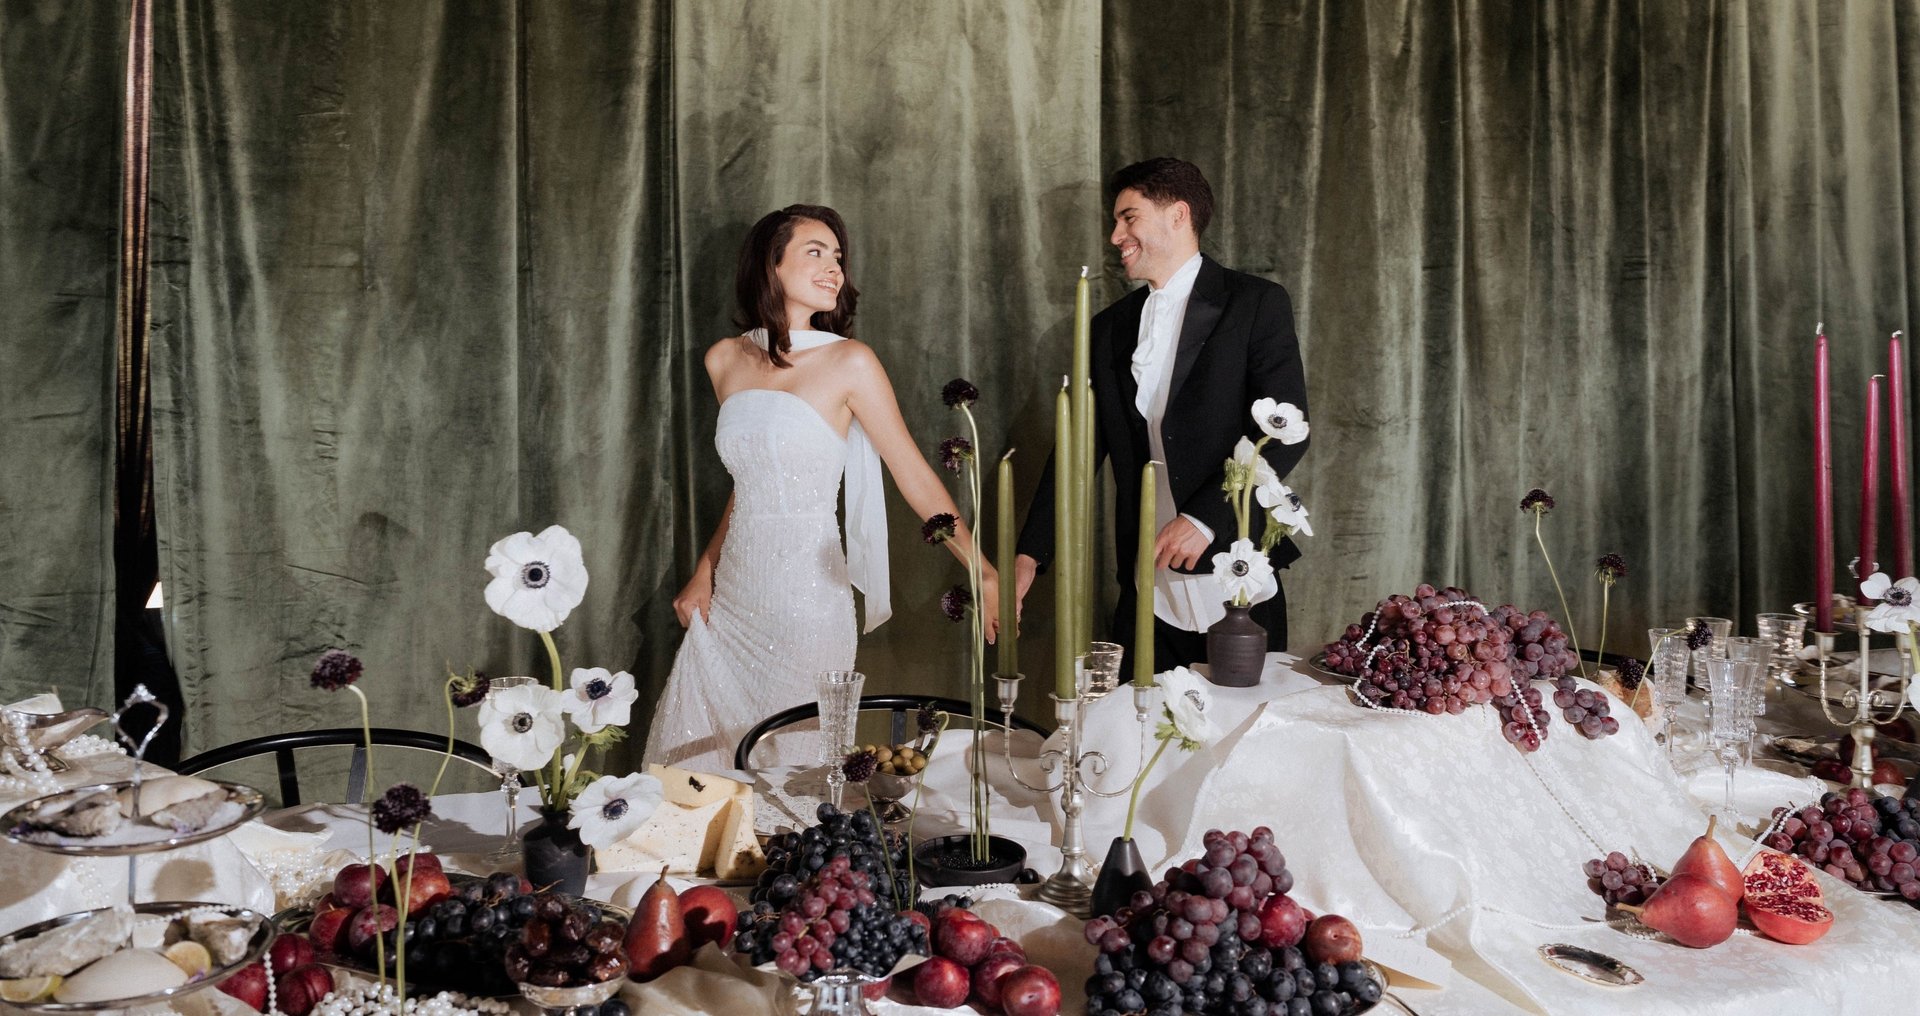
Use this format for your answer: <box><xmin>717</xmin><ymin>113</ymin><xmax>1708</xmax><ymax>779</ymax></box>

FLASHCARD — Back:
<box><xmin>4</xmin><ymin>0</ymin><xmax>1919</xmax><ymax>757</ymax></box>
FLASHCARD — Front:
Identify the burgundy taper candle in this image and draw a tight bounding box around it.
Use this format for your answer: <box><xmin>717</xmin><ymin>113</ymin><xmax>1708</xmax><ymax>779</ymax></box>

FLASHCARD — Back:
<box><xmin>1891</xmin><ymin>332</ymin><xmax>1911</xmax><ymax>577</ymax></box>
<box><xmin>1815</xmin><ymin>326</ymin><xmax>1834</xmax><ymax>631</ymax></box>
<box><xmin>1861</xmin><ymin>373</ymin><xmax>1884</xmax><ymax>585</ymax></box>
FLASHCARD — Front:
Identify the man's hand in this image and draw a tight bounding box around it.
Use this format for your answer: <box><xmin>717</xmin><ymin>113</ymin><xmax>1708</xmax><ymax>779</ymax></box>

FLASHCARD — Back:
<box><xmin>1153</xmin><ymin>517</ymin><xmax>1212</xmax><ymax>571</ymax></box>
<box><xmin>1012</xmin><ymin>554</ymin><xmax>1040</xmax><ymax>618</ymax></box>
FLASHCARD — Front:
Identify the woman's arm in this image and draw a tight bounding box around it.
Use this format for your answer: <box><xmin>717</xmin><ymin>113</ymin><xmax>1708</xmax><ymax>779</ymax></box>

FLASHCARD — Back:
<box><xmin>840</xmin><ymin>343</ymin><xmax>1001</xmax><ymax>641</ymax></box>
<box><xmin>673</xmin><ymin>491</ymin><xmax>733</xmax><ymax>626</ymax></box>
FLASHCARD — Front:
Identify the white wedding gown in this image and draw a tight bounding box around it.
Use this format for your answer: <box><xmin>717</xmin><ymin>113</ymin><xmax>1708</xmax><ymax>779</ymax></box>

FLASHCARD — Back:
<box><xmin>645</xmin><ymin>333</ymin><xmax>890</xmax><ymax>775</ymax></box>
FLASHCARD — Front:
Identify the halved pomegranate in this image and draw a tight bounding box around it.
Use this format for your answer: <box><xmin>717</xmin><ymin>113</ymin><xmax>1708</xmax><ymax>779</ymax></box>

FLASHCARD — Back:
<box><xmin>1742</xmin><ymin>849</ymin><xmax>1833</xmax><ymax>945</ymax></box>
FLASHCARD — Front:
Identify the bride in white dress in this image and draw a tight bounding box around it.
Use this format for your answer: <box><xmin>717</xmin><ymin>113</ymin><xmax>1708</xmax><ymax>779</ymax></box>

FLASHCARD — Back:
<box><xmin>643</xmin><ymin>204</ymin><xmax>999</xmax><ymax>774</ymax></box>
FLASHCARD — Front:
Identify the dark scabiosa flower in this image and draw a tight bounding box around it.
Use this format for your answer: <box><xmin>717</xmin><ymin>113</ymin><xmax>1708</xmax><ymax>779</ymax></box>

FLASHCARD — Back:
<box><xmin>922</xmin><ymin>513</ymin><xmax>958</xmax><ymax>544</ymax></box>
<box><xmin>448</xmin><ymin>669</ymin><xmax>491</xmax><ymax>708</ymax></box>
<box><xmin>371</xmin><ymin>782</ymin><xmax>433</xmax><ymax>834</ymax></box>
<box><xmin>1519</xmin><ymin>489</ymin><xmax>1555</xmax><ymax>515</ymax></box>
<box><xmin>1595</xmin><ymin>553</ymin><xmax>1628</xmax><ymax>583</ymax></box>
<box><xmin>939</xmin><ymin>436</ymin><xmax>974</xmax><ymax>473</ymax></box>
<box><xmin>1684</xmin><ymin>620</ymin><xmax>1713</xmax><ymax>651</ymax></box>
<box><xmin>941</xmin><ymin>378</ymin><xmax>980</xmax><ymax>409</ymax></box>
<box><xmin>916</xmin><ymin>701</ymin><xmax>942</xmax><ymax>736</ymax></box>
<box><xmin>310</xmin><ymin>650</ymin><xmax>363</xmax><ymax>692</ymax></box>
<box><xmin>841</xmin><ymin>748</ymin><xmax>879</xmax><ymax>784</ymax></box>
<box><xmin>940</xmin><ymin>585</ymin><xmax>972</xmax><ymax>622</ymax></box>
<box><xmin>1617</xmin><ymin>657</ymin><xmax>1645</xmax><ymax>690</ymax></box>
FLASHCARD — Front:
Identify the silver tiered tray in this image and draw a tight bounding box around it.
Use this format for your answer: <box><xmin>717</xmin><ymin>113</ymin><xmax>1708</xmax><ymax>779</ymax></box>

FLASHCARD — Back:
<box><xmin>1</xmin><ymin>779</ymin><xmax>266</xmax><ymax>857</ymax></box>
<box><xmin>0</xmin><ymin>902</ymin><xmax>274</xmax><ymax>1013</ymax></box>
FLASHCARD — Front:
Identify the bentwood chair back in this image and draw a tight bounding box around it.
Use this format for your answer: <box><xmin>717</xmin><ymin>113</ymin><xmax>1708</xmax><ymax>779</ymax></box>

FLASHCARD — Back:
<box><xmin>732</xmin><ymin>694</ymin><xmax>1047</xmax><ymax>771</ymax></box>
<box><xmin>176</xmin><ymin>728</ymin><xmax>496</xmax><ymax>807</ymax></box>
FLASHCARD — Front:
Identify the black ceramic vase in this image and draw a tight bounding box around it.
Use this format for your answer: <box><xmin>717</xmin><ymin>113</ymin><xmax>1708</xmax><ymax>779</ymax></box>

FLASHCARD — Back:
<box><xmin>521</xmin><ymin>808</ymin><xmax>590</xmax><ymax>895</ymax></box>
<box><xmin>1090</xmin><ymin>836</ymin><xmax>1152</xmax><ymax>918</ymax></box>
<box><xmin>912</xmin><ymin>834</ymin><xmax>1028</xmax><ymax>888</ymax></box>
<box><xmin>1206</xmin><ymin>602</ymin><xmax>1267</xmax><ymax>687</ymax></box>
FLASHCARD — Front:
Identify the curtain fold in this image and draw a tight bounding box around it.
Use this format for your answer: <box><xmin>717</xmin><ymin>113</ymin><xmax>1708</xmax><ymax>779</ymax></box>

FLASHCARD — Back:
<box><xmin>5</xmin><ymin>0</ymin><xmax>1920</xmax><ymax>752</ymax></box>
<box><xmin>0</xmin><ymin>0</ymin><xmax>122</xmax><ymax>704</ymax></box>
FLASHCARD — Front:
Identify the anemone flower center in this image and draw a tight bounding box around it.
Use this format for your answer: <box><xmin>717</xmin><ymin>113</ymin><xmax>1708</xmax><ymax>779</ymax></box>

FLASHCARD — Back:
<box><xmin>1891</xmin><ymin>588</ymin><xmax>1913</xmax><ymax>607</ymax></box>
<box><xmin>1232</xmin><ymin>561</ymin><xmax>1250</xmax><ymax>577</ymax></box>
<box><xmin>1269</xmin><ymin>414</ymin><xmax>1285</xmax><ymax>428</ymax></box>
<box><xmin>1183</xmin><ymin>690</ymin><xmax>1205</xmax><ymax>713</ymax></box>
<box><xmin>1287</xmin><ymin>493</ymin><xmax>1303</xmax><ymax>509</ymax></box>
<box><xmin>602</xmin><ymin>798</ymin><xmax>628</xmax><ymax>820</ymax></box>
<box><xmin>511</xmin><ymin>713</ymin><xmax>534</xmax><ymax>733</ymax></box>
<box><xmin>586</xmin><ymin>679</ymin><xmax>610</xmax><ymax>700</ymax></box>
<box><xmin>520</xmin><ymin>561</ymin><xmax>550</xmax><ymax>589</ymax></box>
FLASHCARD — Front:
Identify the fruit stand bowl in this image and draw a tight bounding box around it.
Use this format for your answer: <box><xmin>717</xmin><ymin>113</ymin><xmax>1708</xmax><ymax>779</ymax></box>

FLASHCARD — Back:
<box><xmin>516</xmin><ymin>974</ymin><xmax>624</xmax><ymax>1015</ymax></box>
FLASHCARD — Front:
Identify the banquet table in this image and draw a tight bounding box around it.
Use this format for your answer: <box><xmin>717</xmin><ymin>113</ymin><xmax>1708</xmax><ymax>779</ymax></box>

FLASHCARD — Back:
<box><xmin>9</xmin><ymin>656</ymin><xmax>1920</xmax><ymax>1015</ymax></box>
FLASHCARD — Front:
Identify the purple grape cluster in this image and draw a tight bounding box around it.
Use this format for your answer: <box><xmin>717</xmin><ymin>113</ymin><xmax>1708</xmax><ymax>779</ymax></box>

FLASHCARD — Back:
<box><xmin>1582</xmin><ymin>851</ymin><xmax>1663</xmax><ymax>906</ymax></box>
<box><xmin>1764</xmin><ymin>789</ymin><xmax>1920</xmax><ymax>900</ymax></box>
<box><xmin>1487</xmin><ymin>604</ymin><xmax>1581</xmax><ymax>682</ymax></box>
<box><xmin>1490</xmin><ymin>683</ymin><xmax>1550</xmax><ymax>752</ymax></box>
<box><xmin>1551</xmin><ymin>677</ymin><xmax>1621</xmax><ymax>739</ymax></box>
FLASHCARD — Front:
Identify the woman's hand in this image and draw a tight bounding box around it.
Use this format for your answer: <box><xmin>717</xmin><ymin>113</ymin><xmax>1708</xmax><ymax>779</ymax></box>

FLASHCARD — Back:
<box><xmin>980</xmin><ymin>567</ymin><xmax>1001</xmax><ymax>644</ymax></box>
<box><xmin>673</xmin><ymin>568</ymin><xmax>714</xmax><ymax>627</ymax></box>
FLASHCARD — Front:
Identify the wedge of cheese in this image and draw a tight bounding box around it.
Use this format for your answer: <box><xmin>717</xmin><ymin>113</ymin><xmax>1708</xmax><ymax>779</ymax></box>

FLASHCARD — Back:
<box><xmin>645</xmin><ymin>763</ymin><xmax>743</xmax><ymax>808</ymax></box>
<box><xmin>596</xmin><ymin>794</ymin><xmax>730</xmax><ymax>874</ymax></box>
<box><xmin>714</xmin><ymin>786</ymin><xmax>767</xmax><ymax>881</ymax></box>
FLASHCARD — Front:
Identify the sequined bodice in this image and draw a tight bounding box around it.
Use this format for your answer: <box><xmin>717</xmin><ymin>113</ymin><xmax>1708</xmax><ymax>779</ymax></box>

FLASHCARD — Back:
<box><xmin>716</xmin><ymin>389</ymin><xmax>847</xmax><ymax>518</ymax></box>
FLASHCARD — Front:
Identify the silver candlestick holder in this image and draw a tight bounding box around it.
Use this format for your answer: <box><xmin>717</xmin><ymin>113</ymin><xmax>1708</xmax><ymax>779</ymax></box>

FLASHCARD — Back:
<box><xmin>1813</xmin><ymin>610</ymin><xmax>1915</xmax><ymax>789</ymax></box>
<box><xmin>994</xmin><ymin>665</ymin><xmax>1155</xmax><ymax>917</ymax></box>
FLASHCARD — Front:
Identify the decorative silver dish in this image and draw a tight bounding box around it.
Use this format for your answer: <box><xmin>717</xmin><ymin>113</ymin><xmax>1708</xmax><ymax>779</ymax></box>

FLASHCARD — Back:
<box><xmin>0</xmin><ymin>902</ymin><xmax>273</xmax><ymax>1012</ymax></box>
<box><xmin>1</xmin><ymin>779</ymin><xmax>265</xmax><ymax>856</ymax></box>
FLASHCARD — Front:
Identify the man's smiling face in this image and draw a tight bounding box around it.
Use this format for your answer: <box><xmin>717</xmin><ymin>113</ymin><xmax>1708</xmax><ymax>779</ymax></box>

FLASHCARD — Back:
<box><xmin>1110</xmin><ymin>187</ymin><xmax>1192</xmax><ymax>288</ymax></box>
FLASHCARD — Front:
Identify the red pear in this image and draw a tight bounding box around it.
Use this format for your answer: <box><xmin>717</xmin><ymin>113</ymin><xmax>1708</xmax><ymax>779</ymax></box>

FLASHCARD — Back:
<box><xmin>1619</xmin><ymin>872</ymin><xmax>1737</xmax><ymax>948</ymax></box>
<box><xmin>1669</xmin><ymin>815</ymin><xmax>1743</xmax><ymax>903</ymax></box>
<box><xmin>623</xmin><ymin>867</ymin><xmax>691</xmax><ymax>982</ymax></box>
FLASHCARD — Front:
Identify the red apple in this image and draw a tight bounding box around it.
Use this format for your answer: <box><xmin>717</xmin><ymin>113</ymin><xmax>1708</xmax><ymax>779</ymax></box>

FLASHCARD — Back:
<box><xmin>983</xmin><ymin>935</ymin><xmax>1026</xmax><ymax>963</ymax></box>
<box><xmin>970</xmin><ymin>953</ymin><xmax>1026</xmax><ymax>1008</ymax></box>
<box><xmin>395</xmin><ymin>851</ymin><xmax>442</xmax><ymax>874</ymax></box>
<box><xmin>998</xmin><ymin>964</ymin><xmax>1062</xmax><ymax>1016</ymax></box>
<box><xmin>306</xmin><ymin>908</ymin><xmax>353</xmax><ymax>956</ymax></box>
<box><xmin>268</xmin><ymin>934</ymin><xmax>315</xmax><ymax>973</ymax></box>
<box><xmin>216</xmin><ymin>962</ymin><xmax>269</xmax><ymax>1012</ymax></box>
<box><xmin>311</xmin><ymin>893</ymin><xmax>346</xmax><ymax>915</ymax></box>
<box><xmin>331</xmin><ymin>863</ymin><xmax>387</xmax><ymax>910</ymax></box>
<box><xmin>678</xmin><ymin>885</ymin><xmax>738</xmax><ymax>949</ymax></box>
<box><xmin>276</xmin><ymin>963</ymin><xmax>336</xmax><ymax>1016</ymax></box>
<box><xmin>934</xmin><ymin>912</ymin><xmax>997</xmax><ymax>965</ymax></box>
<box><xmin>912</xmin><ymin>956</ymin><xmax>970</xmax><ymax>1008</ymax></box>
<box><xmin>346</xmin><ymin>904</ymin><xmax>400</xmax><ymax>958</ymax></box>
<box><xmin>390</xmin><ymin>857</ymin><xmax>453</xmax><ymax>913</ymax></box>
<box><xmin>1303</xmin><ymin>914</ymin><xmax>1364</xmax><ymax>965</ymax></box>
<box><xmin>1258</xmin><ymin>893</ymin><xmax>1309</xmax><ymax>948</ymax></box>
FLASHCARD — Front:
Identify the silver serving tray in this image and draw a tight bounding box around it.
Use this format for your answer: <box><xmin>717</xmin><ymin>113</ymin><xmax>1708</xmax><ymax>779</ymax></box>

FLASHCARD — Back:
<box><xmin>2</xmin><ymin>780</ymin><xmax>265</xmax><ymax>857</ymax></box>
<box><xmin>0</xmin><ymin>902</ymin><xmax>273</xmax><ymax>1012</ymax></box>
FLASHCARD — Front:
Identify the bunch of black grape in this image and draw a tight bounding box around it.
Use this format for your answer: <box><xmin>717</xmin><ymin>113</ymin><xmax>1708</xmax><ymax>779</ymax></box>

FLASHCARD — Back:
<box><xmin>1330</xmin><ymin>585</ymin><xmax>1518</xmax><ymax>716</ymax></box>
<box><xmin>1082</xmin><ymin>828</ymin><xmax>1380</xmax><ymax>1016</ymax></box>
<box><xmin>397</xmin><ymin>873</ymin><xmax>597</xmax><ymax>996</ymax></box>
<box><xmin>1490</xmin><ymin>683</ymin><xmax>1550</xmax><ymax>753</ymax></box>
<box><xmin>753</xmin><ymin>803</ymin><xmax>915</xmax><ymax>911</ymax></box>
<box><xmin>1581</xmin><ymin>851</ymin><xmax>1663</xmax><ymax>907</ymax></box>
<box><xmin>734</xmin><ymin>856</ymin><xmax>929</xmax><ymax>979</ymax></box>
<box><xmin>1551</xmin><ymin>677</ymin><xmax>1620</xmax><ymax>739</ymax></box>
<box><xmin>1764</xmin><ymin>789</ymin><xmax>1920</xmax><ymax>901</ymax></box>
<box><xmin>1487</xmin><ymin>604</ymin><xmax>1581</xmax><ymax>682</ymax></box>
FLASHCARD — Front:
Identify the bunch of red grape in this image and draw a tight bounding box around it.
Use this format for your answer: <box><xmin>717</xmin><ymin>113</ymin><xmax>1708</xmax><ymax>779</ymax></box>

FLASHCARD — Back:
<box><xmin>1082</xmin><ymin>828</ymin><xmax>1380</xmax><ymax>1016</ymax></box>
<box><xmin>1764</xmin><ymin>789</ymin><xmax>1920</xmax><ymax>901</ymax></box>
<box><xmin>1551</xmin><ymin>677</ymin><xmax>1620</xmax><ymax>739</ymax></box>
<box><xmin>1581</xmin><ymin>851</ymin><xmax>1663</xmax><ymax>907</ymax></box>
<box><xmin>735</xmin><ymin>855</ymin><xmax>928</xmax><ymax>980</ymax></box>
<box><xmin>1327</xmin><ymin>584</ymin><xmax>1613</xmax><ymax>751</ymax></box>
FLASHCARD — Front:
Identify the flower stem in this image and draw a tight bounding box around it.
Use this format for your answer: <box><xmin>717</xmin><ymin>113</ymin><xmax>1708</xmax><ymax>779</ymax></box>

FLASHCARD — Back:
<box><xmin>1532</xmin><ymin>511</ymin><xmax>1588</xmax><ymax>679</ymax></box>
<box><xmin>1123</xmin><ymin>735</ymin><xmax>1173</xmax><ymax>842</ymax></box>
<box><xmin>346</xmin><ymin>686</ymin><xmax>385</xmax><ymax>989</ymax></box>
<box><xmin>426</xmin><ymin>677</ymin><xmax>458</xmax><ymax>800</ymax></box>
<box><xmin>1596</xmin><ymin>582</ymin><xmax>1611</xmax><ymax>679</ymax></box>
<box><xmin>962</xmin><ymin>405</ymin><xmax>990</xmax><ymax>864</ymax></box>
<box><xmin>539</xmin><ymin>631</ymin><xmax>565</xmax><ymax>810</ymax></box>
<box><xmin>867</xmin><ymin>798</ymin><xmax>903</xmax><ymax>911</ymax></box>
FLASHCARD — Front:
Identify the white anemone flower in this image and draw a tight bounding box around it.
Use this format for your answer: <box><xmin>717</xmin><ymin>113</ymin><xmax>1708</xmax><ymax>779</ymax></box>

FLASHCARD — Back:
<box><xmin>484</xmin><ymin>525</ymin><xmax>589</xmax><ymax>632</ymax></box>
<box><xmin>1257</xmin><ymin>480</ymin><xmax>1314</xmax><ymax>538</ymax></box>
<box><xmin>1860</xmin><ymin>572</ymin><xmax>1920</xmax><ymax>633</ymax></box>
<box><xmin>1250</xmin><ymin>398</ymin><xmax>1309</xmax><ymax>445</ymax></box>
<box><xmin>1158</xmin><ymin>666</ymin><xmax>1222</xmax><ymax>749</ymax></box>
<box><xmin>1211</xmin><ymin>538</ymin><xmax>1277</xmax><ymax>607</ymax></box>
<box><xmin>1232</xmin><ymin>436</ymin><xmax>1278</xmax><ymax>489</ymax></box>
<box><xmin>477</xmin><ymin>683</ymin><xmax>567</xmax><ymax>772</ymax></box>
<box><xmin>564</xmin><ymin>667</ymin><xmax>637</xmax><ymax>734</ymax></box>
<box><xmin>567</xmin><ymin>772</ymin><xmax>664</xmax><ymax>849</ymax></box>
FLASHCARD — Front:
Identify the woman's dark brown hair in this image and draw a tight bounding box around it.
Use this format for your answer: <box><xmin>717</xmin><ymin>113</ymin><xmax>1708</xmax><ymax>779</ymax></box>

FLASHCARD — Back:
<box><xmin>734</xmin><ymin>204</ymin><xmax>859</xmax><ymax>367</ymax></box>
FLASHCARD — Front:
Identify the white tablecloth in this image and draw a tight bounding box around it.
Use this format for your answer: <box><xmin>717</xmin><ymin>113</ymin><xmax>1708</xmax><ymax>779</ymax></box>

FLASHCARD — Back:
<box><xmin>903</xmin><ymin>653</ymin><xmax>1920</xmax><ymax>1014</ymax></box>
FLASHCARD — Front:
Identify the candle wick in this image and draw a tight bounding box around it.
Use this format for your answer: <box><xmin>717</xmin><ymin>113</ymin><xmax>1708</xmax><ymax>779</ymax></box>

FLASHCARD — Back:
<box><xmin>1080</xmin><ymin>265</ymin><xmax>1089</xmax><ymax>279</ymax></box>
<box><xmin>1896</xmin><ymin>331</ymin><xmax>1905</xmax><ymax>341</ymax></box>
<box><xmin>1060</xmin><ymin>375</ymin><xmax>1069</xmax><ymax>390</ymax></box>
<box><xmin>1817</xmin><ymin>321</ymin><xmax>1824</xmax><ymax>335</ymax></box>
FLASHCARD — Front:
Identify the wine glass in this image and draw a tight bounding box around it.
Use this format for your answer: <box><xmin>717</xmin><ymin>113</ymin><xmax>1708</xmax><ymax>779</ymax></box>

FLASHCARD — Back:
<box><xmin>483</xmin><ymin>675</ymin><xmax>539</xmax><ymax>864</ymax></box>
<box><xmin>816</xmin><ymin>670</ymin><xmax>865</xmax><ymax>810</ymax></box>
<box><xmin>1755</xmin><ymin>611</ymin><xmax>1807</xmax><ymax>687</ymax></box>
<box><xmin>1647</xmin><ymin>627</ymin><xmax>1691</xmax><ymax>753</ymax></box>
<box><xmin>1077</xmin><ymin>642</ymin><xmax>1124</xmax><ymax>700</ymax></box>
<box><xmin>1705</xmin><ymin>656</ymin><xmax>1755</xmax><ymax>819</ymax></box>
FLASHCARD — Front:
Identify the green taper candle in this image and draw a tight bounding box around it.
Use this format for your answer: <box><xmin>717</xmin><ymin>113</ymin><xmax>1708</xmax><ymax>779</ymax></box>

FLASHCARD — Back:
<box><xmin>997</xmin><ymin>451</ymin><xmax>1018</xmax><ymax>678</ymax></box>
<box><xmin>1136</xmin><ymin>463</ymin><xmax>1157</xmax><ymax>686</ymax></box>
<box><xmin>1071</xmin><ymin>268</ymin><xmax>1093</xmax><ymax>656</ymax></box>
<box><xmin>1054</xmin><ymin>382</ymin><xmax>1075</xmax><ymax>699</ymax></box>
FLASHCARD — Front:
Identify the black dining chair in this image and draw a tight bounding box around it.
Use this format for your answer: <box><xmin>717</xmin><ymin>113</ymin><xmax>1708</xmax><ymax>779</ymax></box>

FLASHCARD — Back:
<box><xmin>732</xmin><ymin>694</ymin><xmax>1048</xmax><ymax>771</ymax></box>
<box><xmin>176</xmin><ymin>728</ymin><xmax>497</xmax><ymax>807</ymax></box>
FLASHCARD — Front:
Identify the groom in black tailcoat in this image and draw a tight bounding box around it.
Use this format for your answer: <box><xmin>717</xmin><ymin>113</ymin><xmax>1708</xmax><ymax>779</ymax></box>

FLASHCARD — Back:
<box><xmin>1015</xmin><ymin>157</ymin><xmax>1309</xmax><ymax>675</ymax></box>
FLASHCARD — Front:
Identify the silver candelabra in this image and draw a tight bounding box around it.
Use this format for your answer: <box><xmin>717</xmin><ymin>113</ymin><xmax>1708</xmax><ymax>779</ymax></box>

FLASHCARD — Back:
<box><xmin>1812</xmin><ymin>606</ymin><xmax>1916</xmax><ymax>788</ymax></box>
<box><xmin>993</xmin><ymin>668</ymin><xmax>1155</xmax><ymax>917</ymax></box>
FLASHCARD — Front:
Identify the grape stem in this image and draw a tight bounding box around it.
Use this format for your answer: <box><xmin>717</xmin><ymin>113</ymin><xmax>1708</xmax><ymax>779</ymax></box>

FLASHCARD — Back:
<box><xmin>1531</xmin><ymin>509</ymin><xmax>1588</xmax><ymax>679</ymax></box>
